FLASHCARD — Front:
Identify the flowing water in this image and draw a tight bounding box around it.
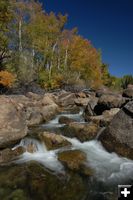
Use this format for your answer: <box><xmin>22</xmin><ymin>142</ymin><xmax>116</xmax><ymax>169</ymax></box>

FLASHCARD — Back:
<box><xmin>0</xmin><ymin>108</ymin><xmax>133</xmax><ymax>200</ymax></box>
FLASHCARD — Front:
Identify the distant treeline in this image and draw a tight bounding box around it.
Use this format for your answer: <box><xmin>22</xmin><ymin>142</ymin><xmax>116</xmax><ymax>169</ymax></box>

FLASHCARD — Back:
<box><xmin>0</xmin><ymin>0</ymin><xmax>132</xmax><ymax>91</ymax></box>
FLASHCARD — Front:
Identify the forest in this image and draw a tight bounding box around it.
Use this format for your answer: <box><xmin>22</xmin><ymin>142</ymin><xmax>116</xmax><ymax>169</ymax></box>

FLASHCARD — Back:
<box><xmin>0</xmin><ymin>0</ymin><xmax>133</xmax><ymax>92</ymax></box>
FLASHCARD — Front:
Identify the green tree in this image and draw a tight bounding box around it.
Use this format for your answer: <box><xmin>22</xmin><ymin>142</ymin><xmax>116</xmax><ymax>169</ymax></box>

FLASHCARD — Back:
<box><xmin>121</xmin><ymin>75</ymin><xmax>133</xmax><ymax>89</ymax></box>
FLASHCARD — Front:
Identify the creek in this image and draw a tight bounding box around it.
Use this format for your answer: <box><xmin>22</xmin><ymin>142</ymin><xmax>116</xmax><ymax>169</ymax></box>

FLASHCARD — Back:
<box><xmin>0</xmin><ymin>108</ymin><xmax>133</xmax><ymax>200</ymax></box>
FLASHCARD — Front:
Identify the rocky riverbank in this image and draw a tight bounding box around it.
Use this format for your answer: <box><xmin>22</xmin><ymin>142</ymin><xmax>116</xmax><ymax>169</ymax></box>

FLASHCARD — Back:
<box><xmin>0</xmin><ymin>85</ymin><xmax>133</xmax><ymax>200</ymax></box>
<box><xmin>0</xmin><ymin>85</ymin><xmax>133</xmax><ymax>163</ymax></box>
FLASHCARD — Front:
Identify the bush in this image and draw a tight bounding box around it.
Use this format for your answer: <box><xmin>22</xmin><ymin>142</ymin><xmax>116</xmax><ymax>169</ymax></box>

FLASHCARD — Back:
<box><xmin>38</xmin><ymin>70</ymin><xmax>63</xmax><ymax>90</ymax></box>
<box><xmin>121</xmin><ymin>75</ymin><xmax>133</xmax><ymax>89</ymax></box>
<box><xmin>0</xmin><ymin>70</ymin><xmax>16</xmax><ymax>87</ymax></box>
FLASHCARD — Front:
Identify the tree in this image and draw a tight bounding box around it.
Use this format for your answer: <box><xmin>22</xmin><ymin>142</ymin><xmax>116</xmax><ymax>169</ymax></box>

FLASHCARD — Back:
<box><xmin>0</xmin><ymin>0</ymin><xmax>12</xmax><ymax>69</ymax></box>
<box><xmin>121</xmin><ymin>75</ymin><xmax>133</xmax><ymax>89</ymax></box>
<box><xmin>66</xmin><ymin>35</ymin><xmax>102</xmax><ymax>88</ymax></box>
<box><xmin>101</xmin><ymin>63</ymin><xmax>110</xmax><ymax>86</ymax></box>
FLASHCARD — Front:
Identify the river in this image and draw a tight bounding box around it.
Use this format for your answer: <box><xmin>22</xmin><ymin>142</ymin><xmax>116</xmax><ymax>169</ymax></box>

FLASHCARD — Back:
<box><xmin>0</xmin><ymin>108</ymin><xmax>133</xmax><ymax>199</ymax></box>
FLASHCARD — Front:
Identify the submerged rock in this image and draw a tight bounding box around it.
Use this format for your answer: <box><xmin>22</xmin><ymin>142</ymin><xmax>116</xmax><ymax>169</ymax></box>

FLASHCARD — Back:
<box><xmin>99</xmin><ymin>101</ymin><xmax>133</xmax><ymax>159</ymax></box>
<box><xmin>0</xmin><ymin>162</ymin><xmax>88</xmax><ymax>200</ymax></box>
<box><xmin>39</xmin><ymin>132</ymin><xmax>71</xmax><ymax>150</ymax></box>
<box><xmin>58</xmin><ymin>150</ymin><xmax>86</xmax><ymax>171</ymax></box>
<box><xmin>26</xmin><ymin>143</ymin><xmax>38</xmax><ymax>153</ymax></box>
<box><xmin>59</xmin><ymin>116</ymin><xmax>76</xmax><ymax>125</ymax></box>
<box><xmin>0</xmin><ymin>96</ymin><xmax>27</xmax><ymax>148</ymax></box>
<box><xmin>0</xmin><ymin>146</ymin><xmax>25</xmax><ymax>164</ymax></box>
<box><xmin>58</xmin><ymin>150</ymin><xmax>93</xmax><ymax>176</ymax></box>
<box><xmin>62</xmin><ymin>122</ymin><xmax>99</xmax><ymax>142</ymax></box>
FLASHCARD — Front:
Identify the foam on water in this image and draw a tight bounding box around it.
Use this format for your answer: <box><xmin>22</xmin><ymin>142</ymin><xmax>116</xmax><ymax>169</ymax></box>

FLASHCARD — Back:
<box><xmin>65</xmin><ymin>137</ymin><xmax>133</xmax><ymax>183</ymax></box>
<box><xmin>42</xmin><ymin>108</ymin><xmax>84</xmax><ymax>128</ymax></box>
<box><xmin>14</xmin><ymin>138</ymin><xmax>64</xmax><ymax>173</ymax></box>
<box><xmin>15</xmin><ymin>136</ymin><xmax>133</xmax><ymax>184</ymax></box>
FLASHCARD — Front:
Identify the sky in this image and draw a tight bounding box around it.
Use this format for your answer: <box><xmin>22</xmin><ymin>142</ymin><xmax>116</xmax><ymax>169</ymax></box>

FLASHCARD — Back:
<box><xmin>41</xmin><ymin>0</ymin><xmax>133</xmax><ymax>77</ymax></box>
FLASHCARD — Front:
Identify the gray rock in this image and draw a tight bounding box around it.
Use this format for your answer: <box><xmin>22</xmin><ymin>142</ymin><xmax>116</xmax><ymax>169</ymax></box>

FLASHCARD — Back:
<box><xmin>123</xmin><ymin>87</ymin><xmax>133</xmax><ymax>98</ymax></box>
<box><xmin>0</xmin><ymin>96</ymin><xmax>27</xmax><ymax>148</ymax></box>
<box><xmin>99</xmin><ymin>101</ymin><xmax>133</xmax><ymax>159</ymax></box>
<box><xmin>94</xmin><ymin>94</ymin><xmax>127</xmax><ymax>115</ymax></box>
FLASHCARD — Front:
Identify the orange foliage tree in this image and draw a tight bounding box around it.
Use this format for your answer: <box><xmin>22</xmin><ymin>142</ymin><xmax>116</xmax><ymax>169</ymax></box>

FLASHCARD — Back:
<box><xmin>0</xmin><ymin>71</ymin><xmax>15</xmax><ymax>87</ymax></box>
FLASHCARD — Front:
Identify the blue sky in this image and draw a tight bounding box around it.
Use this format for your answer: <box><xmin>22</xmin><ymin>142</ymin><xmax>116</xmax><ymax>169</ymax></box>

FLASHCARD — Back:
<box><xmin>41</xmin><ymin>0</ymin><xmax>133</xmax><ymax>77</ymax></box>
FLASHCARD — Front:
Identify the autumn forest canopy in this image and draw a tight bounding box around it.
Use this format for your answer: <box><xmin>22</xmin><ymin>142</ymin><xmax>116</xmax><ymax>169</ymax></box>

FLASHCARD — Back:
<box><xmin>0</xmin><ymin>0</ymin><xmax>133</xmax><ymax>92</ymax></box>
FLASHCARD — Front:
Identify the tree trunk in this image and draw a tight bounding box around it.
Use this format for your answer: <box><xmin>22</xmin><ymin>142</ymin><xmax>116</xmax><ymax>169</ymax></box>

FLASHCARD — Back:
<box><xmin>19</xmin><ymin>20</ymin><xmax>22</xmax><ymax>52</ymax></box>
<box><xmin>31</xmin><ymin>47</ymin><xmax>35</xmax><ymax>68</ymax></box>
<box><xmin>64</xmin><ymin>45</ymin><xmax>68</xmax><ymax>69</ymax></box>
<box><xmin>49</xmin><ymin>42</ymin><xmax>57</xmax><ymax>80</ymax></box>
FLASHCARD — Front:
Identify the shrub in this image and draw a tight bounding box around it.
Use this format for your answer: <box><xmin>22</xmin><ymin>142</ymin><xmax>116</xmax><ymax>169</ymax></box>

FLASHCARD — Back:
<box><xmin>121</xmin><ymin>75</ymin><xmax>133</xmax><ymax>89</ymax></box>
<box><xmin>0</xmin><ymin>70</ymin><xmax>16</xmax><ymax>87</ymax></box>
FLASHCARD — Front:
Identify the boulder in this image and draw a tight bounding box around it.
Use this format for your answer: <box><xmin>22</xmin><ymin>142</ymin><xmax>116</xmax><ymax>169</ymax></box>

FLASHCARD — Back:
<box><xmin>99</xmin><ymin>101</ymin><xmax>133</xmax><ymax>159</ymax></box>
<box><xmin>24</xmin><ymin>93</ymin><xmax>59</xmax><ymax>125</ymax></box>
<box><xmin>57</xmin><ymin>92</ymin><xmax>76</xmax><ymax>107</ymax></box>
<box><xmin>0</xmin><ymin>162</ymin><xmax>88</xmax><ymax>200</ymax></box>
<box><xmin>94</xmin><ymin>94</ymin><xmax>127</xmax><ymax>115</ymax></box>
<box><xmin>41</xmin><ymin>93</ymin><xmax>57</xmax><ymax>106</ymax></box>
<box><xmin>87</xmin><ymin>108</ymin><xmax>120</xmax><ymax>127</ymax></box>
<box><xmin>39</xmin><ymin>94</ymin><xmax>59</xmax><ymax>121</ymax></box>
<box><xmin>84</xmin><ymin>97</ymin><xmax>99</xmax><ymax>120</ymax></box>
<box><xmin>96</xmin><ymin>86</ymin><xmax>113</xmax><ymax>97</ymax></box>
<box><xmin>59</xmin><ymin>116</ymin><xmax>76</xmax><ymax>125</ymax></box>
<box><xmin>26</xmin><ymin>92</ymin><xmax>42</xmax><ymax>101</ymax></box>
<box><xmin>0</xmin><ymin>146</ymin><xmax>25</xmax><ymax>164</ymax></box>
<box><xmin>41</xmin><ymin>104</ymin><xmax>59</xmax><ymax>121</ymax></box>
<box><xmin>9</xmin><ymin>95</ymin><xmax>33</xmax><ymax>107</ymax></box>
<box><xmin>63</xmin><ymin>122</ymin><xmax>99</xmax><ymax>142</ymax></box>
<box><xmin>124</xmin><ymin>100</ymin><xmax>133</xmax><ymax>114</ymax></box>
<box><xmin>127</xmin><ymin>84</ymin><xmax>133</xmax><ymax>89</ymax></box>
<box><xmin>26</xmin><ymin>107</ymin><xmax>44</xmax><ymax>126</ymax></box>
<box><xmin>74</xmin><ymin>97</ymin><xmax>90</xmax><ymax>107</ymax></box>
<box><xmin>26</xmin><ymin>143</ymin><xmax>38</xmax><ymax>153</ymax></box>
<box><xmin>123</xmin><ymin>87</ymin><xmax>133</xmax><ymax>98</ymax></box>
<box><xmin>39</xmin><ymin>132</ymin><xmax>71</xmax><ymax>150</ymax></box>
<box><xmin>58</xmin><ymin>150</ymin><xmax>93</xmax><ymax>176</ymax></box>
<box><xmin>76</xmin><ymin>92</ymin><xmax>87</xmax><ymax>98</ymax></box>
<box><xmin>0</xmin><ymin>96</ymin><xmax>27</xmax><ymax>148</ymax></box>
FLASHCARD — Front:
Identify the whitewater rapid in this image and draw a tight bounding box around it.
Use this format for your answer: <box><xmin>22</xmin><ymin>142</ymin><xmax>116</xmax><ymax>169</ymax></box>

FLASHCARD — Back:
<box><xmin>14</xmin><ymin>136</ymin><xmax>133</xmax><ymax>184</ymax></box>
<box><xmin>13</xmin><ymin>108</ymin><xmax>133</xmax><ymax>184</ymax></box>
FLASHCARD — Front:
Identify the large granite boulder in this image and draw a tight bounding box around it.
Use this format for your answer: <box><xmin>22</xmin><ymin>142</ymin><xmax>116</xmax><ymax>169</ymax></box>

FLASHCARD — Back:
<box><xmin>99</xmin><ymin>101</ymin><xmax>133</xmax><ymax>159</ymax></box>
<box><xmin>94</xmin><ymin>94</ymin><xmax>127</xmax><ymax>115</ymax></box>
<box><xmin>123</xmin><ymin>85</ymin><xmax>133</xmax><ymax>98</ymax></box>
<box><xmin>96</xmin><ymin>86</ymin><xmax>113</xmax><ymax>97</ymax></box>
<box><xmin>86</xmin><ymin>108</ymin><xmax>120</xmax><ymax>127</ymax></box>
<box><xmin>10</xmin><ymin>93</ymin><xmax>59</xmax><ymax>126</ymax></box>
<box><xmin>0</xmin><ymin>96</ymin><xmax>27</xmax><ymax>148</ymax></box>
